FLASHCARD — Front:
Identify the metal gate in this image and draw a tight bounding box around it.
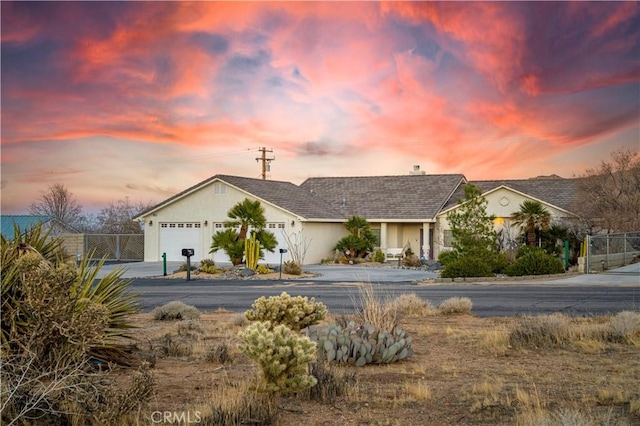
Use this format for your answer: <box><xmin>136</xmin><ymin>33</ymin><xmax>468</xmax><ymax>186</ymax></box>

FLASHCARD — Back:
<box><xmin>85</xmin><ymin>234</ymin><xmax>144</xmax><ymax>261</ymax></box>
<box><xmin>584</xmin><ymin>232</ymin><xmax>640</xmax><ymax>273</ymax></box>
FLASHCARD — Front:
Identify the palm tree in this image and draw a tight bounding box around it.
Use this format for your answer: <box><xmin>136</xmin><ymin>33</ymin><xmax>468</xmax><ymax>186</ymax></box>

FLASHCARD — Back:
<box><xmin>225</xmin><ymin>199</ymin><xmax>267</xmax><ymax>240</ymax></box>
<box><xmin>511</xmin><ymin>200</ymin><xmax>551</xmax><ymax>247</ymax></box>
<box><xmin>211</xmin><ymin>199</ymin><xmax>276</xmax><ymax>265</ymax></box>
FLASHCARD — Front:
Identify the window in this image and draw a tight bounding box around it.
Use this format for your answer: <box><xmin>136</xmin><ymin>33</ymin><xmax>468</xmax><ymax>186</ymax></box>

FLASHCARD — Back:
<box><xmin>277</xmin><ymin>223</ymin><xmax>285</xmax><ymax>229</ymax></box>
<box><xmin>177</xmin><ymin>224</ymin><xmax>184</xmax><ymax>228</ymax></box>
<box><xmin>371</xmin><ymin>229</ymin><xmax>381</xmax><ymax>246</ymax></box>
<box><xmin>443</xmin><ymin>230</ymin><xmax>454</xmax><ymax>247</ymax></box>
<box><xmin>213</xmin><ymin>183</ymin><xmax>226</xmax><ymax>194</ymax></box>
<box><xmin>186</xmin><ymin>224</ymin><xmax>193</xmax><ymax>228</ymax></box>
<box><xmin>215</xmin><ymin>223</ymin><xmax>223</xmax><ymax>229</ymax></box>
<box><xmin>169</xmin><ymin>224</ymin><xmax>176</xmax><ymax>228</ymax></box>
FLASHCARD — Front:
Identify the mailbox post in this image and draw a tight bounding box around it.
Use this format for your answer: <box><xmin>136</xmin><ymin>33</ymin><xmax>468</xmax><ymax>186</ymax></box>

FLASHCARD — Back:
<box><xmin>182</xmin><ymin>248</ymin><xmax>194</xmax><ymax>281</ymax></box>
<box><xmin>279</xmin><ymin>248</ymin><xmax>288</xmax><ymax>279</ymax></box>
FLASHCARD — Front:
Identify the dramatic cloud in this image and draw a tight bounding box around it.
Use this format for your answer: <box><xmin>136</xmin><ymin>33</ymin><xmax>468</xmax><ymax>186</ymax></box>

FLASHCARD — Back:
<box><xmin>1</xmin><ymin>1</ymin><xmax>638</xmax><ymax>212</ymax></box>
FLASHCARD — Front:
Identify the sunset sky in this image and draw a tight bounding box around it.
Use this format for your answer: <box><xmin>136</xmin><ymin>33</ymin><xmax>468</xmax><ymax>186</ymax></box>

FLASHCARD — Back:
<box><xmin>2</xmin><ymin>1</ymin><xmax>639</xmax><ymax>214</ymax></box>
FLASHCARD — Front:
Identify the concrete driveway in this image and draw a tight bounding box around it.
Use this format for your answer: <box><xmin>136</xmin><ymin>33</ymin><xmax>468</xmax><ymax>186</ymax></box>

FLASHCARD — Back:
<box><xmin>94</xmin><ymin>261</ymin><xmax>638</xmax><ymax>285</ymax></box>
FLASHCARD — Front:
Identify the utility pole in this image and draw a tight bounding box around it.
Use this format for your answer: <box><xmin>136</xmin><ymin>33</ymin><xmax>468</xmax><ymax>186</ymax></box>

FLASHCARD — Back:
<box><xmin>255</xmin><ymin>147</ymin><xmax>274</xmax><ymax>180</ymax></box>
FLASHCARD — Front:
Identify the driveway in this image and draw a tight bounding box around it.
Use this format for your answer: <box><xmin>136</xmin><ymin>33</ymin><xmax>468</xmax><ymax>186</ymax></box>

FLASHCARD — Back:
<box><xmin>94</xmin><ymin>261</ymin><xmax>638</xmax><ymax>285</ymax></box>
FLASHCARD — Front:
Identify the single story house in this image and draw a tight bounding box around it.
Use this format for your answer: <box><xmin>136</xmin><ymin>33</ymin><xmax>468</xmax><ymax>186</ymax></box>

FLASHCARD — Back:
<box><xmin>134</xmin><ymin>174</ymin><xmax>581</xmax><ymax>264</ymax></box>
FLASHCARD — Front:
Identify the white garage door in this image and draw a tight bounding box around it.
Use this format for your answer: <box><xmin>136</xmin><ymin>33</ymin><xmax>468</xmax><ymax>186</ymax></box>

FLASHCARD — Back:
<box><xmin>159</xmin><ymin>223</ymin><xmax>202</xmax><ymax>261</ymax></box>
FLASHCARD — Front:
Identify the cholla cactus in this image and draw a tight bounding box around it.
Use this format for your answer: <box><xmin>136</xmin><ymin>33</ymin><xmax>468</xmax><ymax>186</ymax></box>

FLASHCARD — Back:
<box><xmin>245</xmin><ymin>292</ymin><xmax>327</xmax><ymax>332</ymax></box>
<box><xmin>239</xmin><ymin>321</ymin><xmax>317</xmax><ymax>394</ymax></box>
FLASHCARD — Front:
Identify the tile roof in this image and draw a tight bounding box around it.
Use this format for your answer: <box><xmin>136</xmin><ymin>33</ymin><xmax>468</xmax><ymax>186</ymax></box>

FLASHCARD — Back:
<box><xmin>300</xmin><ymin>174</ymin><xmax>466</xmax><ymax>220</ymax></box>
<box><xmin>441</xmin><ymin>178</ymin><xmax>581</xmax><ymax>213</ymax></box>
<box><xmin>216</xmin><ymin>175</ymin><xmax>345</xmax><ymax>220</ymax></box>
<box><xmin>136</xmin><ymin>175</ymin><xmax>344</xmax><ymax>220</ymax></box>
<box><xmin>1</xmin><ymin>215</ymin><xmax>54</xmax><ymax>238</ymax></box>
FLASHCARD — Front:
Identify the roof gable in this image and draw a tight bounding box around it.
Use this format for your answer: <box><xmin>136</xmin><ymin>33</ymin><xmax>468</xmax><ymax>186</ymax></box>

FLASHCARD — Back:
<box><xmin>300</xmin><ymin>174</ymin><xmax>466</xmax><ymax>220</ymax></box>
<box><xmin>441</xmin><ymin>178</ymin><xmax>581</xmax><ymax>215</ymax></box>
<box><xmin>135</xmin><ymin>175</ymin><xmax>344</xmax><ymax>220</ymax></box>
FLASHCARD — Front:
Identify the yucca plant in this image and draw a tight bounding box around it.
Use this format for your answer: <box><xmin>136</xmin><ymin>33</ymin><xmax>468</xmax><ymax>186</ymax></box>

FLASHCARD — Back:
<box><xmin>1</xmin><ymin>223</ymin><xmax>139</xmax><ymax>366</ymax></box>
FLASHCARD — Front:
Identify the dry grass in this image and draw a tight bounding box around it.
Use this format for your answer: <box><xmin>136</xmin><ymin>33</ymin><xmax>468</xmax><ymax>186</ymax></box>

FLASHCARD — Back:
<box><xmin>116</xmin><ymin>310</ymin><xmax>640</xmax><ymax>425</ymax></box>
<box><xmin>351</xmin><ymin>283</ymin><xmax>402</xmax><ymax>331</ymax></box>
<box><xmin>438</xmin><ymin>296</ymin><xmax>473</xmax><ymax>315</ymax></box>
<box><xmin>390</xmin><ymin>293</ymin><xmax>437</xmax><ymax>316</ymax></box>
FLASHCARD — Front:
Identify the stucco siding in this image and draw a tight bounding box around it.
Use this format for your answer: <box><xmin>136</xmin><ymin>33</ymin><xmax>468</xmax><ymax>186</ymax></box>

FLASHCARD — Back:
<box><xmin>299</xmin><ymin>222</ymin><xmax>347</xmax><ymax>264</ymax></box>
<box><xmin>141</xmin><ymin>181</ymin><xmax>299</xmax><ymax>262</ymax></box>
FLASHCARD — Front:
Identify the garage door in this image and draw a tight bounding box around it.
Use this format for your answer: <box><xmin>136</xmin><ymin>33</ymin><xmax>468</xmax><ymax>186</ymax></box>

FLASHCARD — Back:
<box><xmin>159</xmin><ymin>223</ymin><xmax>202</xmax><ymax>261</ymax></box>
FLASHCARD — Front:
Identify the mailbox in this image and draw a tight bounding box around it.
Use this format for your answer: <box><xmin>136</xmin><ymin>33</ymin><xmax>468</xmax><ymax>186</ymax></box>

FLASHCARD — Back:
<box><xmin>182</xmin><ymin>248</ymin><xmax>194</xmax><ymax>257</ymax></box>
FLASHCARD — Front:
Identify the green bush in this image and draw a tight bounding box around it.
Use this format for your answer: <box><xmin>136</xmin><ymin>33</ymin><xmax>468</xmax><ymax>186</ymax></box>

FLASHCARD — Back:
<box><xmin>245</xmin><ymin>292</ymin><xmax>326</xmax><ymax>332</ymax></box>
<box><xmin>504</xmin><ymin>247</ymin><xmax>564</xmax><ymax>276</ymax></box>
<box><xmin>282</xmin><ymin>260</ymin><xmax>302</xmax><ymax>275</ymax></box>
<box><xmin>438</xmin><ymin>250</ymin><xmax>458</xmax><ymax>266</ymax></box>
<box><xmin>372</xmin><ymin>249</ymin><xmax>386</xmax><ymax>263</ymax></box>
<box><xmin>440</xmin><ymin>256</ymin><xmax>493</xmax><ymax>278</ymax></box>
<box><xmin>238</xmin><ymin>321</ymin><xmax>317</xmax><ymax>394</ymax></box>
<box><xmin>152</xmin><ymin>301</ymin><xmax>201</xmax><ymax>321</ymax></box>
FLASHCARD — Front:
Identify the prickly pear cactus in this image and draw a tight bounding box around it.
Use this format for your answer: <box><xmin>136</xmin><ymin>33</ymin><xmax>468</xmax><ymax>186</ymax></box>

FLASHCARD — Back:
<box><xmin>307</xmin><ymin>321</ymin><xmax>414</xmax><ymax>366</ymax></box>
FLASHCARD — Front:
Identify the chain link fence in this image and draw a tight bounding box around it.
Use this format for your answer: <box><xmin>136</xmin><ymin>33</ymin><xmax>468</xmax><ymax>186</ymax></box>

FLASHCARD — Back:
<box><xmin>583</xmin><ymin>232</ymin><xmax>640</xmax><ymax>273</ymax></box>
<box><xmin>60</xmin><ymin>234</ymin><xmax>144</xmax><ymax>261</ymax></box>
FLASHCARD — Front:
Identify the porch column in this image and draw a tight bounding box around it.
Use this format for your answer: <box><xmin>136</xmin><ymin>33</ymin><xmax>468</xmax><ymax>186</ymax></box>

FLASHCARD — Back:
<box><xmin>422</xmin><ymin>222</ymin><xmax>431</xmax><ymax>260</ymax></box>
<box><xmin>380</xmin><ymin>222</ymin><xmax>388</xmax><ymax>249</ymax></box>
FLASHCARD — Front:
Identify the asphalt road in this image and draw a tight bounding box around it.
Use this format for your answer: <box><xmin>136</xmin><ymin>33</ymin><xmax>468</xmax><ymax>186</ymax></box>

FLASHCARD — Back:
<box><xmin>128</xmin><ymin>279</ymin><xmax>640</xmax><ymax>317</ymax></box>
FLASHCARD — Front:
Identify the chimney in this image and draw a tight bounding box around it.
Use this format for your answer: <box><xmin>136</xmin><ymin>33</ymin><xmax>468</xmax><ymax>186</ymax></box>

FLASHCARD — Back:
<box><xmin>410</xmin><ymin>165</ymin><xmax>426</xmax><ymax>175</ymax></box>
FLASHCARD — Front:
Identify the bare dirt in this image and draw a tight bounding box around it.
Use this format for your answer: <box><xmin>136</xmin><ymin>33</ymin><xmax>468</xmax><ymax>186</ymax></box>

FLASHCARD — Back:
<box><xmin>120</xmin><ymin>311</ymin><xmax>640</xmax><ymax>425</ymax></box>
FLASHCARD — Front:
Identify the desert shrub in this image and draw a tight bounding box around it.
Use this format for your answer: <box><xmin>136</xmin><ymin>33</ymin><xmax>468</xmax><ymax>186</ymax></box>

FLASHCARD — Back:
<box><xmin>205</xmin><ymin>342</ymin><xmax>233</xmax><ymax>364</ymax></box>
<box><xmin>255</xmin><ymin>264</ymin><xmax>272</xmax><ymax>274</ymax></box>
<box><xmin>440</xmin><ymin>256</ymin><xmax>493</xmax><ymax>278</ymax></box>
<box><xmin>178</xmin><ymin>262</ymin><xmax>198</xmax><ymax>272</ymax></box>
<box><xmin>238</xmin><ymin>321</ymin><xmax>317</xmax><ymax>394</ymax></box>
<box><xmin>282</xmin><ymin>260</ymin><xmax>302</xmax><ymax>275</ymax></box>
<box><xmin>175</xmin><ymin>319</ymin><xmax>204</xmax><ymax>337</ymax></box>
<box><xmin>198</xmin><ymin>378</ymin><xmax>279</xmax><ymax>425</ymax></box>
<box><xmin>159</xmin><ymin>333</ymin><xmax>194</xmax><ymax>357</ymax></box>
<box><xmin>231</xmin><ymin>314</ymin><xmax>248</xmax><ymax>327</ymax></box>
<box><xmin>152</xmin><ymin>301</ymin><xmax>201</xmax><ymax>321</ymax></box>
<box><xmin>504</xmin><ymin>247</ymin><xmax>564</xmax><ymax>276</ymax></box>
<box><xmin>0</xmin><ymin>225</ymin><xmax>146</xmax><ymax>425</ymax></box>
<box><xmin>607</xmin><ymin>311</ymin><xmax>640</xmax><ymax>343</ymax></box>
<box><xmin>401</xmin><ymin>254</ymin><xmax>422</xmax><ymax>267</ymax></box>
<box><xmin>244</xmin><ymin>292</ymin><xmax>327</xmax><ymax>332</ymax></box>
<box><xmin>438</xmin><ymin>297</ymin><xmax>473</xmax><ymax>315</ymax></box>
<box><xmin>199</xmin><ymin>259</ymin><xmax>218</xmax><ymax>274</ymax></box>
<box><xmin>390</xmin><ymin>293</ymin><xmax>436</xmax><ymax>316</ymax></box>
<box><xmin>303</xmin><ymin>362</ymin><xmax>356</xmax><ymax>402</ymax></box>
<box><xmin>353</xmin><ymin>284</ymin><xmax>402</xmax><ymax>332</ymax></box>
<box><xmin>372</xmin><ymin>248</ymin><xmax>386</xmax><ymax>263</ymax></box>
<box><xmin>509</xmin><ymin>314</ymin><xmax>571</xmax><ymax>348</ymax></box>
